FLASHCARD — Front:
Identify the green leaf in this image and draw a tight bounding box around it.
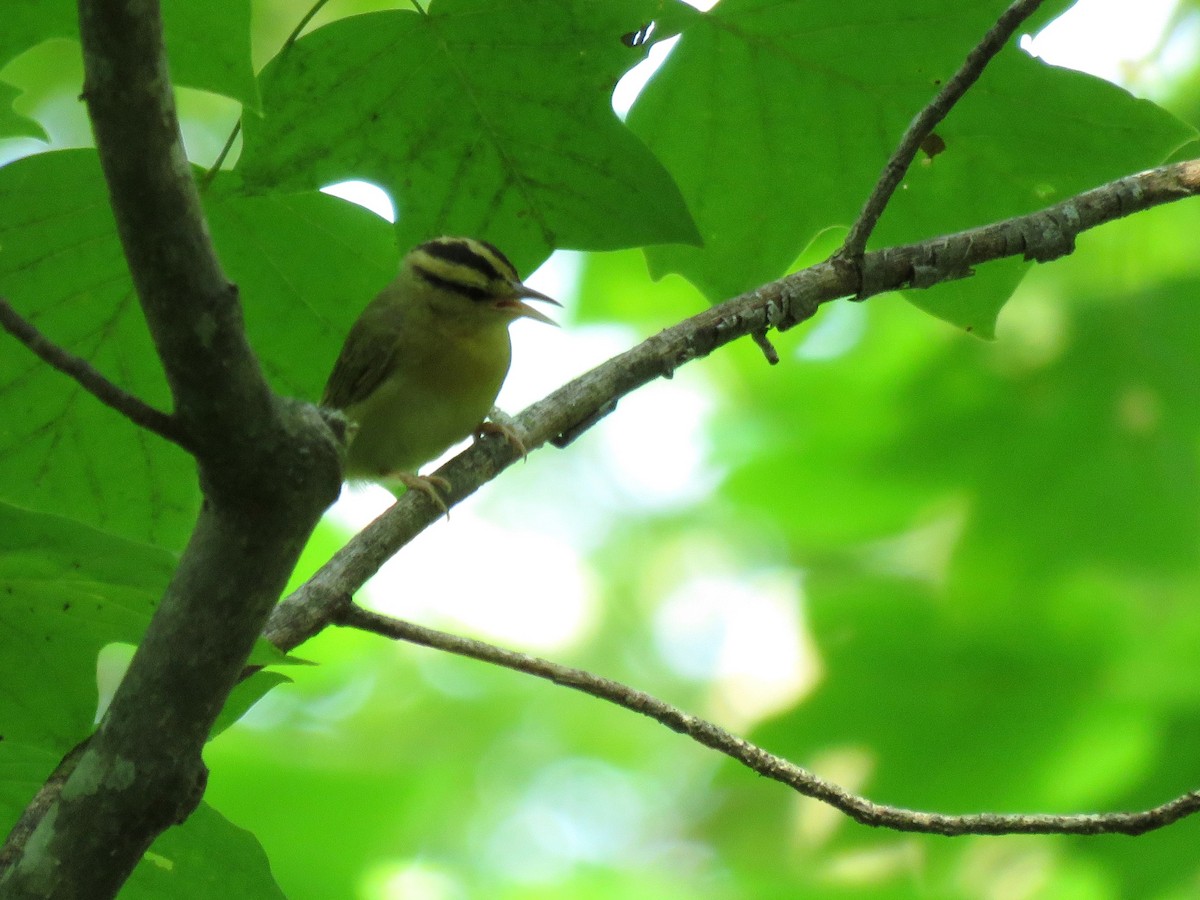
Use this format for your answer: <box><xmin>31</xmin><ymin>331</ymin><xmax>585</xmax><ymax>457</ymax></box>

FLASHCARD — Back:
<box><xmin>0</xmin><ymin>150</ymin><xmax>198</xmax><ymax>549</ymax></box>
<box><xmin>0</xmin><ymin>80</ymin><xmax>48</xmax><ymax>141</ymax></box>
<box><xmin>246</xmin><ymin>638</ymin><xmax>313</xmax><ymax>670</ymax></box>
<box><xmin>632</xmin><ymin>0</ymin><xmax>1010</xmax><ymax>300</ymax></box>
<box><xmin>0</xmin><ymin>3</ymin><xmax>75</xmax><ymax>71</ymax></box>
<box><xmin>630</xmin><ymin>0</ymin><xmax>1193</xmax><ymax>336</ymax></box>
<box><xmin>0</xmin><ymin>151</ymin><xmax>396</xmax><ymax>547</ymax></box>
<box><xmin>239</xmin><ymin>0</ymin><xmax>700</xmax><ymax>272</ymax></box>
<box><xmin>125</xmin><ymin>803</ymin><xmax>287</xmax><ymax>899</ymax></box>
<box><xmin>0</xmin><ymin>503</ymin><xmax>174</xmax><ymax>748</ymax></box>
<box><xmin>0</xmin><ymin>499</ymin><xmax>290</xmax><ymax>754</ymax></box>
<box><xmin>0</xmin><ymin>0</ymin><xmax>257</xmax><ymax>110</ymax></box>
<box><xmin>161</xmin><ymin>0</ymin><xmax>259</xmax><ymax>112</ymax></box>
<box><xmin>883</xmin><ymin>52</ymin><xmax>1196</xmax><ymax>335</ymax></box>
<box><xmin>211</xmin><ymin>672</ymin><xmax>292</xmax><ymax>740</ymax></box>
<box><xmin>205</xmin><ymin>186</ymin><xmax>399</xmax><ymax>403</ymax></box>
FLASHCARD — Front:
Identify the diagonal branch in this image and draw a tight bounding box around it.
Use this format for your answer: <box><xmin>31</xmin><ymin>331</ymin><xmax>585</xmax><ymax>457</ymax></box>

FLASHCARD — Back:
<box><xmin>837</xmin><ymin>0</ymin><xmax>1047</xmax><ymax>263</ymax></box>
<box><xmin>339</xmin><ymin>602</ymin><xmax>1200</xmax><ymax>837</ymax></box>
<box><xmin>264</xmin><ymin>157</ymin><xmax>1200</xmax><ymax>656</ymax></box>
<box><xmin>0</xmin><ymin>297</ymin><xmax>192</xmax><ymax>451</ymax></box>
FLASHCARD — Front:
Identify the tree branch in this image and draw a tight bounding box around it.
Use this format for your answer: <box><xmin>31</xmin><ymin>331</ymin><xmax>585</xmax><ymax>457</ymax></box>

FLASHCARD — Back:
<box><xmin>0</xmin><ymin>3</ymin><xmax>341</xmax><ymax>897</ymax></box>
<box><xmin>837</xmin><ymin>0</ymin><xmax>1047</xmax><ymax>263</ymax></box>
<box><xmin>264</xmin><ymin>157</ymin><xmax>1200</xmax><ymax>655</ymax></box>
<box><xmin>339</xmin><ymin>602</ymin><xmax>1200</xmax><ymax>837</ymax></box>
<box><xmin>76</xmin><ymin>6</ymin><xmax>274</xmax><ymax>453</ymax></box>
<box><xmin>0</xmin><ymin>296</ymin><xmax>192</xmax><ymax>451</ymax></box>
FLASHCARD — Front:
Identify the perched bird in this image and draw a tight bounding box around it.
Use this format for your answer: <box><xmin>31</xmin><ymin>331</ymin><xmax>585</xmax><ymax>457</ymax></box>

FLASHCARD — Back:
<box><xmin>322</xmin><ymin>236</ymin><xmax>559</xmax><ymax>507</ymax></box>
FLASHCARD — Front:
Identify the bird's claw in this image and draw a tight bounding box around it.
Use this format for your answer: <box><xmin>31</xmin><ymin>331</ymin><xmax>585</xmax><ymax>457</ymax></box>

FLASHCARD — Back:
<box><xmin>475</xmin><ymin>415</ymin><xmax>527</xmax><ymax>460</ymax></box>
<box><xmin>395</xmin><ymin>472</ymin><xmax>452</xmax><ymax>519</ymax></box>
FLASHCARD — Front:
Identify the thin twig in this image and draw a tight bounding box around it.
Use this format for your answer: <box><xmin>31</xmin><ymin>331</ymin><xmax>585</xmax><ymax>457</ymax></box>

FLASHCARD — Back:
<box><xmin>0</xmin><ymin>297</ymin><xmax>192</xmax><ymax>451</ymax></box>
<box><xmin>339</xmin><ymin>603</ymin><xmax>1200</xmax><ymax>837</ymax></box>
<box><xmin>837</xmin><ymin>0</ymin><xmax>1046</xmax><ymax>264</ymax></box>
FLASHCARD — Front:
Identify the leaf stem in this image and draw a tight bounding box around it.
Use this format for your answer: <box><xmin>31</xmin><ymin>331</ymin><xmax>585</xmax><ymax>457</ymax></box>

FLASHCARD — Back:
<box><xmin>198</xmin><ymin>0</ymin><xmax>335</xmax><ymax>192</ymax></box>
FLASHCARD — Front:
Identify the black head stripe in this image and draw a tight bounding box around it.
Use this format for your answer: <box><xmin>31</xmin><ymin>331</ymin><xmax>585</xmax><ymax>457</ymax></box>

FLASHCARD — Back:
<box><xmin>475</xmin><ymin>240</ymin><xmax>516</xmax><ymax>275</ymax></box>
<box><xmin>420</xmin><ymin>238</ymin><xmax>516</xmax><ymax>283</ymax></box>
<box><xmin>412</xmin><ymin>263</ymin><xmax>492</xmax><ymax>301</ymax></box>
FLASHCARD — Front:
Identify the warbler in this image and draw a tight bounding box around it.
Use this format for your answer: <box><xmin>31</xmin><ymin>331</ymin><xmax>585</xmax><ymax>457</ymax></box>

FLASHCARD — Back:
<box><xmin>322</xmin><ymin>236</ymin><xmax>559</xmax><ymax>505</ymax></box>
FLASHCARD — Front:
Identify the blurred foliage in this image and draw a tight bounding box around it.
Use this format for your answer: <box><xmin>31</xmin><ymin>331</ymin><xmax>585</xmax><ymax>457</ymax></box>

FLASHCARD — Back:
<box><xmin>2</xmin><ymin>0</ymin><xmax>1200</xmax><ymax>897</ymax></box>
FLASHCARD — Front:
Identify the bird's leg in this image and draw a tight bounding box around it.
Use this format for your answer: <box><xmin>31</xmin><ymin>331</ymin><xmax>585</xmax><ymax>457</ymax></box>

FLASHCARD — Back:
<box><xmin>474</xmin><ymin>407</ymin><xmax>527</xmax><ymax>460</ymax></box>
<box><xmin>395</xmin><ymin>471</ymin><xmax>452</xmax><ymax>518</ymax></box>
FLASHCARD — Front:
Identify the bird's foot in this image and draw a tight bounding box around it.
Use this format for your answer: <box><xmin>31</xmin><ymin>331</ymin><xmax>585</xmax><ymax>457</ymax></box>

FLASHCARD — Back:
<box><xmin>395</xmin><ymin>472</ymin><xmax>452</xmax><ymax>518</ymax></box>
<box><xmin>475</xmin><ymin>408</ymin><xmax>527</xmax><ymax>460</ymax></box>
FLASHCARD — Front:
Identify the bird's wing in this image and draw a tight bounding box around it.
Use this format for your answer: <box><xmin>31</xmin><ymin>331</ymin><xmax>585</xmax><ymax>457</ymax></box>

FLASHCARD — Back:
<box><xmin>321</xmin><ymin>318</ymin><xmax>398</xmax><ymax>410</ymax></box>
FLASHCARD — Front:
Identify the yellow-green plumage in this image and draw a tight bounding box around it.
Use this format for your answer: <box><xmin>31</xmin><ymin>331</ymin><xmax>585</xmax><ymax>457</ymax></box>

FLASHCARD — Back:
<box><xmin>323</xmin><ymin>236</ymin><xmax>557</xmax><ymax>482</ymax></box>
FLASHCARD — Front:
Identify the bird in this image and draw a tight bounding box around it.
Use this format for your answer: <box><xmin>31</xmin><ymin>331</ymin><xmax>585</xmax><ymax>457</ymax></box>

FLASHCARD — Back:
<box><xmin>321</xmin><ymin>236</ymin><xmax>559</xmax><ymax>509</ymax></box>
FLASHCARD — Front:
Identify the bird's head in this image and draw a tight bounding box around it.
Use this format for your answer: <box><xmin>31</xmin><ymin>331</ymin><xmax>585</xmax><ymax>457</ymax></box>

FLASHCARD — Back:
<box><xmin>402</xmin><ymin>236</ymin><xmax>560</xmax><ymax>328</ymax></box>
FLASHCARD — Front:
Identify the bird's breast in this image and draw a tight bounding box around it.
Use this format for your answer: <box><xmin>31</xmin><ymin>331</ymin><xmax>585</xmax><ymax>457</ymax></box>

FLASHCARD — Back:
<box><xmin>342</xmin><ymin>325</ymin><xmax>512</xmax><ymax>478</ymax></box>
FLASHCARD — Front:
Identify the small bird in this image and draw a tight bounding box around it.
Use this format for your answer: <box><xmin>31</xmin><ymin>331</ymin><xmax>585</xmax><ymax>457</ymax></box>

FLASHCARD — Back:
<box><xmin>322</xmin><ymin>236</ymin><xmax>559</xmax><ymax>506</ymax></box>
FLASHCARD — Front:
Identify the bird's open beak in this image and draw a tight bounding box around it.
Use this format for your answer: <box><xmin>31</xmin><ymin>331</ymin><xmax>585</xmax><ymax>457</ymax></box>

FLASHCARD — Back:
<box><xmin>497</xmin><ymin>281</ymin><xmax>561</xmax><ymax>326</ymax></box>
